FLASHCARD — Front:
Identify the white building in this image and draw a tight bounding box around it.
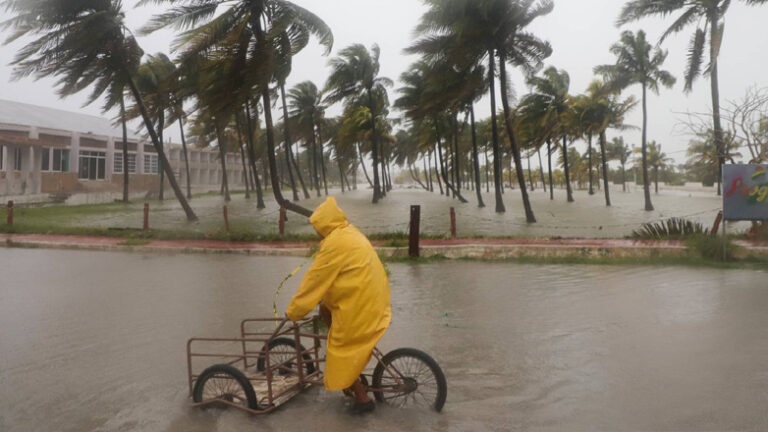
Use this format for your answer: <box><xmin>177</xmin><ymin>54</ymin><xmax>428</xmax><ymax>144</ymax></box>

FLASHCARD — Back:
<box><xmin>0</xmin><ymin>99</ymin><xmax>246</xmax><ymax>199</ymax></box>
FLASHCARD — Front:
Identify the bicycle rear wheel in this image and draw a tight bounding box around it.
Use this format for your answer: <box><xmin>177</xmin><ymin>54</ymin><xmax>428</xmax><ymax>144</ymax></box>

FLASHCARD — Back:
<box><xmin>372</xmin><ymin>348</ymin><xmax>447</xmax><ymax>412</ymax></box>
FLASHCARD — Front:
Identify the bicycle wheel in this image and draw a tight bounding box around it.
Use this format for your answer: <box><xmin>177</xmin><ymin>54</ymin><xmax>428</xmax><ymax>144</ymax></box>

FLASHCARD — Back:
<box><xmin>192</xmin><ymin>364</ymin><xmax>258</xmax><ymax>410</ymax></box>
<box><xmin>256</xmin><ymin>337</ymin><xmax>316</xmax><ymax>376</ymax></box>
<box><xmin>372</xmin><ymin>348</ymin><xmax>447</xmax><ymax>412</ymax></box>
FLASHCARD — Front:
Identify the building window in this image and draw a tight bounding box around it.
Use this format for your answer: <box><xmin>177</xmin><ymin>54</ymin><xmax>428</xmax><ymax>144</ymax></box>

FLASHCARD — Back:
<box><xmin>13</xmin><ymin>148</ymin><xmax>23</xmax><ymax>171</ymax></box>
<box><xmin>114</xmin><ymin>153</ymin><xmax>137</xmax><ymax>174</ymax></box>
<box><xmin>42</xmin><ymin>148</ymin><xmax>50</xmax><ymax>171</ymax></box>
<box><xmin>53</xmin><ymin>149</ymin><xmax>70</xmax><ymax>172</ymax></box>
<box><xmin>79</xmin><ymin>150</ymin><xmax>106</xmax><ymax>180</ymax></box>
<box><xmin>143</xmin><ymin>154</ymin><xmax>160</xmax><ymax>174</ymax></box>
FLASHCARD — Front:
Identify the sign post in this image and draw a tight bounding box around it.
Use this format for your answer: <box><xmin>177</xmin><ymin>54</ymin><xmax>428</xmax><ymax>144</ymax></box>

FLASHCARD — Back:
<box><xmin>722</xmin><ymin>164</ymin><xmax>768</xmax><ymax>258</ymax></box>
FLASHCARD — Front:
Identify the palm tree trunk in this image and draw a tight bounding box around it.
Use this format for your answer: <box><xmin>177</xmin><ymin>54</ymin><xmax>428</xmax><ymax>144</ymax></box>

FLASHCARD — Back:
<box><xmin>338</xmin><ymin>156</ymin><xmax>346</xmax><ymax>193</ymax></box>
<box><xmin>622</xmin><ymin>162</ymin><xmax>627</xmax><ymax>192</ymax></box>
<box><xmin>547</xmin><ymin>140</ymin><xmax>554</xmax><ymax>200</ymax></box>
<box><xmin>310</xmin><ymin>118</ymin><xmax>320</xmax><ymax>197</ymax></box>
<box><xmin>527</xmin><ymin>155</ymin><xmax>535</xmax><ymax>191</ymax></box>
<box><xmin>244</xmin><ymin>101</ymin><xmax>266</xmax><ymax>209</ymax></box>
<box><xmin>234</xmin><ymin>113</ymin><xmax>250</xmax><ymax>199</ymax></box>
<box><xmin>279</xmin><ymin>84</ymin><xmax>301</xmax><ymax>201</ymax></box>
<box><xmin>562</xmin><ymin>135</ymin><xmax>574</xmax><ymax>202</ymax></box>
<box><xmin>424</xmin><ymin>152</ymin><xmax>433</xmax><ymax>192</ymax></box>
<box><xmin>498</xmin><ymin>53</ymin><xmax>535</xmax><ymax>222</ymax></box>
<box><xmin>120</xmin><ymin>94</ymin><xmax>129</xmax><ymax>203</ymax></box>
<box><xmin>469</xmin><ymin>106</ymin><xmax>485</xmax><ymax>208</ymax></box>
<box><xmin>485</xmin><ymin>148</ymin><xmax>490</xmax><ymax>193</ymax></box>
<box><xmin>537</xmin><ymin>147</ymin><xmax>546</xmax><ymax>194</ymax></box>
<box><xmin>158</xmin><ymin>112</ymin><xmax>165</xmax><ymax>201</ymax></box>
<box><xmin>254</xmin><ymin>21</ymin><xmax>311</xmax><ymax>217</ymax></box>
<box><xmin>453</xmin><ymin>115</ymin><xmax>461</xmax><ymax>196</ymax></box>
<box><xmin>588</xmin><ymin>133</ymin><xmax>594</xmax><ymax>195</ymax></box>
<box><xmin>435</xmin><ymin>121</ymin><xmax>468</xmax><ymax>203</ymax></box>
<box><xmin>654</xmin><ymin>166</ymin><xmax>659</xmax><ymax>194</ymax></box>
<box><xmin>433</xmin><ymin>148</ymin><xmax>443</xmax><ymax>195</ymax></box>
<box><xmin>125</xmin><ymin>77</ymin><xmax>197</xmax><ymax>221</ymax></box>
<box><xmin>488</xmin><ymin>52</ymin><xmax>506</xmax><ymax>213</ymax></box>
<box><xmin>599</xmin><ymin>130</ymin><xmax>611</xmax><ymax>207</ymax></box>
<box><xmin>214</xmin><ymin>121</ymin><xmax>231</xmax><ymax>202</ymax></box>
<box><xmin>641</xmin><ymin>83</ymin><xmax>654</xmax><ymax>211</ymax></box>
<box><xmin>709</xmin><ymin>12</ymin><xmax>725</xmax><ymax>197</ymax></box>
<box><xmin>178</xmin><ymin>117</ymin><xmax>192</xmax><ymax>199</ymax></box>
<box><xmin>357</xmin><ymin>144</ymin><xmax>374</xmax><ymax>188</ymax></box>
<box><xmin>367</xmin><ymin>94</ymin><xmax>382</xmax><ymax>203</ymax></box>
<box><xmin>317</xmin><ymin>122</ymin><xmax>328</xmax><ymax>196</ymax></box>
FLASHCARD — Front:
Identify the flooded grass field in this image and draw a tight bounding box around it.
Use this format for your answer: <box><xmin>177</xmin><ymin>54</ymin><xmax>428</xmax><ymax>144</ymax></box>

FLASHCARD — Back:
<box><xmin>1</xmin><ymin>248</ymin><xmax>768</xmax><ymax>431</ymax></box>
<box><xmin>7</xmin><ymin>186</ymin><xmax>739</xmax><ymax>239</ymax></box>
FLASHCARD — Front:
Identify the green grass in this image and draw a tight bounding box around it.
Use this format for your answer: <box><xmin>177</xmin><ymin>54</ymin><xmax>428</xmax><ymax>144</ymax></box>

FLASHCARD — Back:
<box><xmin>383</xmin><ymin>253</ymin><xmax>768</xmax><ymax>270</ymax></box>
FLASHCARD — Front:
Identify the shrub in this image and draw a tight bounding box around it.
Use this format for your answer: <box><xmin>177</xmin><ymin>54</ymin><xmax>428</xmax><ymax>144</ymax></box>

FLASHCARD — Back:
<box><xmin>631</xmin><ymin>218</ymin><xmax>708</xmax><ymax>240</ymax></box>
<box><xmin>686</xmin><ymin>234</ymin><xmax>736</xmax><ymax>261</ymax></box>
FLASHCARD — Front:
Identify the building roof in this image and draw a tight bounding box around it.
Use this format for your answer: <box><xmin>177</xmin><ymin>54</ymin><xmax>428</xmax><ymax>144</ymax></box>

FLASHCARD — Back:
<box><xmin>0</xmin><ymin>99</ymin><xmax>139</xmax><ymax>140</ymax></box>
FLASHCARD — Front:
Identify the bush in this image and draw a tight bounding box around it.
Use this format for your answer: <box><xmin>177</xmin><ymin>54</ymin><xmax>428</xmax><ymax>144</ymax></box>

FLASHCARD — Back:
<box><xmin>631</xmin><ymin>218</ymin><xmax>708</xmax><ymax>240</ymax></box>
<box><xmin>686</xmin><ymin>234</ymin><xmax>736</xmax><ymax>261</ymax></box>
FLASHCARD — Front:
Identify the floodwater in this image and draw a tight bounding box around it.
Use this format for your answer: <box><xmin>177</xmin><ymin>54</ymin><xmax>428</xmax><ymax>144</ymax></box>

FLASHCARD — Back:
<box><xmin>2</xmin><ymin>248</ymin><xmax>768</xmax><ymax>431</ymax></box>
<box><xmin>57</xmin><ymin>186</ymin><xmax>739</xmax><ymax>238</ymax></box>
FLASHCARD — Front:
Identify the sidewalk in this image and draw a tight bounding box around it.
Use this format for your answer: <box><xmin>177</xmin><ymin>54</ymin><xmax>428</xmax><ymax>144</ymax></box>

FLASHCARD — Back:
<box><xmin>3</xmin><ymin>232</ymin><xmax>767</xmax><ymax>260</ymax></box>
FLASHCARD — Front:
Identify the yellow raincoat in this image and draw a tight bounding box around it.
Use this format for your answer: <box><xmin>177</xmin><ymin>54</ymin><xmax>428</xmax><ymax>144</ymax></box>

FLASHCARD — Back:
<box><xmin>286</xmin><ymin>197</ymin><xmax>392</xmax><ymax>391</ymax></box>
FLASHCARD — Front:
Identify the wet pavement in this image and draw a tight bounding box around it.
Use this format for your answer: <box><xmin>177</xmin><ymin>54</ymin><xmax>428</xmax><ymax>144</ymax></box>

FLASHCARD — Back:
<box><xmin>51</xmin><ymin>186</ymin><xmax>738</xmax><ymax>238</ymax></box>
<box><xmin>2</xmin><ymin>248</ymin><xmax>768</xmax><ymax>431</ymax></box>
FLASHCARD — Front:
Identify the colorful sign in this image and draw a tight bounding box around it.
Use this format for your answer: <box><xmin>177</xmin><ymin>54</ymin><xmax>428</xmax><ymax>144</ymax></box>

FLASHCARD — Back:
<box><xmin>723</xmin><ymin>164</ymin><xmax>768</xmax><ymax>221</ymax></box>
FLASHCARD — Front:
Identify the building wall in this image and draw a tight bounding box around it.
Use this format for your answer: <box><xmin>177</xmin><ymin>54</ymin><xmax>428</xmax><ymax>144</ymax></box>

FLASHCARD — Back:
<box><xmin>1</xmin><ymin>122</ymin><xmax>248</xmax><ymax>198</ymax></box>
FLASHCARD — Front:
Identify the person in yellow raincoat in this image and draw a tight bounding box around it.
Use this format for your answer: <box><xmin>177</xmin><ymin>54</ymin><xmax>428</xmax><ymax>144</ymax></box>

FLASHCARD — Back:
<box><xmin>286</xmin><ymin>197</ymin><xmax>391</xmax><ymax>413</ymax></box>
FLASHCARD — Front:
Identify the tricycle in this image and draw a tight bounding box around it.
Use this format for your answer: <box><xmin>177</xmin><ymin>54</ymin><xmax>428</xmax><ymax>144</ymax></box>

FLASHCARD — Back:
<box><xmin>186</xmin><ymin>316</ymin><xmax>447</xmax><ymax>414</ymax></box>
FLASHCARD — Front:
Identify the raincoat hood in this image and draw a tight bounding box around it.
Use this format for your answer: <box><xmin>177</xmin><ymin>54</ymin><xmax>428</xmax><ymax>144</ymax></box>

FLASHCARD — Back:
<box><xmin>309</xmin><ymin>197</ymin><xmax>349</xmax><ymax>238</ymax></box>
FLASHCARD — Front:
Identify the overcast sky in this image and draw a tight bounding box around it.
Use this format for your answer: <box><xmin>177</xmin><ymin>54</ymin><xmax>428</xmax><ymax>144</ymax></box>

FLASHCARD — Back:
<box><xmin>1</xmin><ymin>0</ymin><xmax>767</xmax><ymax>165</ymax></box>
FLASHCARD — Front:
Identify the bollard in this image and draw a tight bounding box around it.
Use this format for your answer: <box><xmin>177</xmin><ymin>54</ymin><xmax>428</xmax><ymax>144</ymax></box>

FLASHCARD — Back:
<box><xmin>711</xmin><ymin>210</ymin><xmax>723</xmax><ymax>236</ymax></box>
<box><xmin>409</xmin><ymin>205</ymin><xmax>421</xmax><ymax>258</ymax></box>
<box><xmin>279</xmin><ymin>206</ymin><xmax>286</xmax><ymax>235</ymax></box>
<box><xmin>223</xmin><ymin>205</ymin><xmax>230</xmax><ymax>233</ymax></box>
<box><xmin>6</xmin><ymin>200</ymin><xmax>13</xmax><ymax>226</ymax></box>
<box><xmin>450</xmin><ymin>207</ymin><xmax>457</xmax><ymax>239</ymax></box>
<box><xmin>143</xmin><ymin>203</ymin><xmax>149</xmax><ymax>231</ymax></box>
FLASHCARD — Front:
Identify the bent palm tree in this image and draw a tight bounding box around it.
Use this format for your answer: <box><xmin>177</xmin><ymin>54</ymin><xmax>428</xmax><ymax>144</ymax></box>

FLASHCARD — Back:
<box><xmin>618</xmin><ymin>0</ymin><xmax>768</xmax><ymax>196</ymax></box>
<box><xmin>141</xmin><ymin>0</ymin><xmax>333</xmax><ymax>217</ymax></box>
<box><xmin>595</xmin><ymin>30</ymin><xmax>676</xmax><ymax>211</ymax></box>
<box><xmin>3</xmin><ymin>0</ymin><xmax>198</xmax><ymax>220</ymax></box>
<box><xmin>325</xmin><ymin>44</ymin><xmax>392</xmax><ymax>204</ymax></box>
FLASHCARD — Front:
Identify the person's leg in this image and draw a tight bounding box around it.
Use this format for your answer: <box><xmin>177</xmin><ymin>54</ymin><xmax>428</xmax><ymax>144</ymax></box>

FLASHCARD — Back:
<box><xmin>351</xmin><ymin>379</ymin><xmax>371</xmax><ymax>403</ymax></box>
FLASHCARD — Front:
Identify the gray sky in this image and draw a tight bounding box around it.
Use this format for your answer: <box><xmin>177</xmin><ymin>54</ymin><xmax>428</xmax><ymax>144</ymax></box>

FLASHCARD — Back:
<box><xmin>1</xmin><ymin>0</ymin><xmax>768</xmax><ymax>165</ymax></box>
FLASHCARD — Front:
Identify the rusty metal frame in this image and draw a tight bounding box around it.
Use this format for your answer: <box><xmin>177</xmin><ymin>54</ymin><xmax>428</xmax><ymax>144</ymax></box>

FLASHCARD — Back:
<box><xmin>186</xmin><ymin>316</ymin><xmax>416</xmax><ymax>415</ymax></box>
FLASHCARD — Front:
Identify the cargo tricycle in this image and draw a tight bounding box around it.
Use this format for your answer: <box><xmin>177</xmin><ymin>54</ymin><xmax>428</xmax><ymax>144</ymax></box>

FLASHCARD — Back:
<box><xmin>187</xmin><ymin>316</ymin><xmax>447</xmax><ymax>414</ymax></box>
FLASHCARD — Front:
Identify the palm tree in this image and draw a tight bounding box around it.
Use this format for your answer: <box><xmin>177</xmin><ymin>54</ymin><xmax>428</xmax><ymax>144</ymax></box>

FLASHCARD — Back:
<box><xmin>325</xmin><ymin>44</ymin><xmax>392</xmax><ymax>203</ymax></box>
<box><xmin>618</xmin><ymin>0</ymin><xmax>768</xmax><ymax>196</ymax></box>
<box><xmin>4</xmin><ymin>0</ymin><xmax>198</xmax><ymax>220</ymax></box>
<box><xmin>608</xmin><ymin>137</ymin><xmax>633</xmax><ymax>192</ymax></box>
<box><xmin>288</xmin><ymin>81</ymin><xmax>326</xmax><ymax>197</ymax></box>
<box><xmin>522</xmin><ymin>67</ymin><xmax>574</xmax><ymax>202</ymax></box>
<box><xmin>647</xmin><ymin>141</ymin><xmax>673</xmax><ymax>194</ymax></box>
<box><xmin>595</xmin><ymin>30</ymin><xmax>676</xmax><ymax>211</ymax></box>
<box><xmin>142</xmin><ymin>0</ymin><xmax>333</xmax><ymax>217</ymax></box>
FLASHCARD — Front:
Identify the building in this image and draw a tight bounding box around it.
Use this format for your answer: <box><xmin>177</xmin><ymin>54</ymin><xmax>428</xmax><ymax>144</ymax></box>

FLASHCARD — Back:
<box><xmin>0</xmin><ymin>99</ymin><xmax>246</xmax><ymax>200</ymax></box>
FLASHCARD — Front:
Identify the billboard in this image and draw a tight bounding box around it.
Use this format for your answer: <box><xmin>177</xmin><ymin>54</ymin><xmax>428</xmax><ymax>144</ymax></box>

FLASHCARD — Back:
<box><xmin>723</xmin><ymin>164</ymin><xmax>768</xmax><ymax>221</ymax></box>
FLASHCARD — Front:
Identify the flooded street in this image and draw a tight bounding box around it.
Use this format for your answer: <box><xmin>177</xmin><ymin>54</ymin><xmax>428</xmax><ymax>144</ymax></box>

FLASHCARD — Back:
<box><xmin>54</xmin><ymin>187</ymin><xmax>737</xmax><ymax>238</ymax></box>
<box><xmin>2</xmin><ymin>248</ymin><xmax>768</xmax><ymax>431</ymax></box>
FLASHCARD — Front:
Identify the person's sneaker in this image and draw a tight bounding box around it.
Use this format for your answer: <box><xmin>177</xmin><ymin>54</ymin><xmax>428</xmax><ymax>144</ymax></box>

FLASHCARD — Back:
<box><xmin>352</xmin><ymin>400</ymin><xmax>375</xmax><ymax>414</ymax></box>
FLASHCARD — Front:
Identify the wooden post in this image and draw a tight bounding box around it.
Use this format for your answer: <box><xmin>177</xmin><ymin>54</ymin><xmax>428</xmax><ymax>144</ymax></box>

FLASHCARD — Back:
<box><xmin>143</xmin><ymin>203</ymin><xmax>149</xmax><ymax>231</ymax></box>
<box><xmin>409</xmin><ymin>205</ymin><xmax>421</xmax><ymax>258</ymax></box>
<box><xmin>6</xmin><ymin>201</ymin><xmax>13</xmax><ymax>226</ymax></box>
<box><xmin>223</xmin><ymin>205</ymin><xmax>230</xmax><ymax>233</ymax></box>
<box><xmin>450</xmin><ymin>207</ymin><xmax>457</xmax><ymax>239</ymax></box>
<box><xmin>279</xmin><ymin>205</ymin><xmax>286</xmax><ymax>235</ymax></box>
<box><xmin>711</xmin><ymin>211</ymin><xmax>723</xmax><ymax>236</ymax></box>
